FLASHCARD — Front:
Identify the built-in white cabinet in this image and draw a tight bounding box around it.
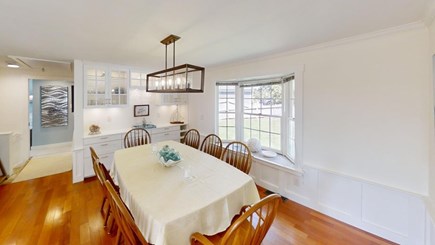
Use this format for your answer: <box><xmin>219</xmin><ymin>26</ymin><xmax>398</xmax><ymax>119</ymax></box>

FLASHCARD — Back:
<box><xmin>83</xmin><ymin>133</ymin><xmax>123</xmax><ymax>178</ymax></box>
<box><xmin>84</xmin><ymin>64</ymin><xmax>129</xmax><ymax>107</ymax></box>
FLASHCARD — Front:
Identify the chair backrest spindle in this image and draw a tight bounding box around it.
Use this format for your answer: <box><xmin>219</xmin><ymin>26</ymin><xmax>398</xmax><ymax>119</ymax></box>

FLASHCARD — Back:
<box><xmin>200</xmin><ymin>134</ymin><xmax>223</xmax><ymax>158</ymax></box>
<box><xmin>124</xmin><ymin>128</ymin><xmax>151</xmax><ymax>148</ymax></box>
<box><xmin>220</xmin><ymin>141</ymin><xmax>252</xmax><ymax>174</ymax></box>
<box><xmin>183</xmin><ymin>129</ymin><xmax>200</xmax><ymax>149</ymax></box>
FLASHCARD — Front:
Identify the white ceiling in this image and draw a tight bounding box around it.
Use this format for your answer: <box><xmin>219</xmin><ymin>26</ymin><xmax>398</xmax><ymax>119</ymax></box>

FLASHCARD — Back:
<box><xmin>0</xmin><ymin>0</ymin><xmax>432</xmax><ymax>70</ymax></box>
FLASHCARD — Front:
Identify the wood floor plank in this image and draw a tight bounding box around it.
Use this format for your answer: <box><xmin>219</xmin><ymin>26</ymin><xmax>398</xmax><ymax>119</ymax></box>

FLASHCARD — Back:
<box><xmin>0</xmin><ymin>171</ymin><xmax>397</xmax><ymax>245</ymax></box>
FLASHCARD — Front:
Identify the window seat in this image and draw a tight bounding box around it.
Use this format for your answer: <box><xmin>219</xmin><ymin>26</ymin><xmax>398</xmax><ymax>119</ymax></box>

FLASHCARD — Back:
<box><xmin>251</xmin><ymin>151</ymin><xmax>303</xmax><ymax>176</ymax></box>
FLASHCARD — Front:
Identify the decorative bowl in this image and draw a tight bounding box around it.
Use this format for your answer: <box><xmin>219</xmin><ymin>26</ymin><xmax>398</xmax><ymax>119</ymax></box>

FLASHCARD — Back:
<box><xmin>159</xmin><ymin>157</ymin><xmax>181</xmax><ymax>167</ymax></box>
<box><xmin>158</xmin><ymin>145</ymin><xmax>181</xmax><ymax>167</ymax></box>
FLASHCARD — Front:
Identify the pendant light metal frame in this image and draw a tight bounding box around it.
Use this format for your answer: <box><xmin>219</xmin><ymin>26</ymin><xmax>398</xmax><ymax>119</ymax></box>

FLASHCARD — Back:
<box><xmin>146</xmin><ymin>34</ymin><xmax>205</xmax><ymax>93</ymax></box>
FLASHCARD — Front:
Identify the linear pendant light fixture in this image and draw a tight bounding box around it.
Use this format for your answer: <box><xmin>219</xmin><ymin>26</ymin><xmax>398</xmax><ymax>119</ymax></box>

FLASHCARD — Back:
<box><xmin>146</xmin><ymin>34</ymin><xmax>205</xmax><ymax>93</ymax></box>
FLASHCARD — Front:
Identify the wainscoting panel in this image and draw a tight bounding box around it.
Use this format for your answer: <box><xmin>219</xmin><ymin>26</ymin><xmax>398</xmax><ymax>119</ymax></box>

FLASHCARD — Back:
<box><xmin>250</xmin><ymin>161</ymin><xmax>427</xmax><ymax>244</ymax></box>
<box><xmin>317</xmin><ymin>171</ymin><xmax>362</xmax><ymax>225</ymax></box>
<box><xmin>361</xmin><ymin>183</ymin><xmax>409</xmax><ymax>240</ymax></box>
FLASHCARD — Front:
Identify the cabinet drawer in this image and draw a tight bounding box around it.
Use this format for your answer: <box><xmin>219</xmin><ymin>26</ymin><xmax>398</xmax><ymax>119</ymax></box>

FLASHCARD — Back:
<box><xmin>83</xmin><ymin>140</ymin><xmax>122</xmax><ymax>159</ymax></box>
<box><xmin>152</xmin><ymin>130</ymin><xmax>180</xmax><ymax>143</ymax></box>
<box><xmin>84</xmin><ymin>134</ymin><xmax>122</xmax><ymax>145</ymax></box>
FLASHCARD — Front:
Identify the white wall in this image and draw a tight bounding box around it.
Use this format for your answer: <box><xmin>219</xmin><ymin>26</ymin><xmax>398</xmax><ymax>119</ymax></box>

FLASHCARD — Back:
<box><xmin>0</xmin><ymin>67</ymin><xmax>72</xmax><ymax>168</ymax></box>
<box><xmin>189</xmin><ymin>24</ymin><xmax>431</xmax><ymax>195</ymax></box>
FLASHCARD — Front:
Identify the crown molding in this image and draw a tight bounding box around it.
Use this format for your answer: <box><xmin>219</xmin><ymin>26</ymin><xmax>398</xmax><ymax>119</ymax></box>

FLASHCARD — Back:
<box><xmin>281</xmin><ymin>22</ymin><xmax>425</xmax><ymax>56</ymax></box>
<box><xmin>211</xmin><ymin>21</ymin><xmax>426</xmax><ymax>70</ymax></box>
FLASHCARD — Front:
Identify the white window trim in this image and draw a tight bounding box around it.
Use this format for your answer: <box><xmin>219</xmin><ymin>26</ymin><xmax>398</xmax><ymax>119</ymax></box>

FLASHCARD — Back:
<box><xmin>215</xmin><ymin>64</ymin><xmax>304</xmax><ymax>171</ymax></box>
<box><xmin>293</xmin><ymin>65</ymin><xmax>304</xmax><ymax>170</ymax></box>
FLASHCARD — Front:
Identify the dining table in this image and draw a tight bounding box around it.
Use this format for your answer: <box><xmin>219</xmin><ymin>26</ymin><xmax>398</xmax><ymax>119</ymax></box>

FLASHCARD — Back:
<box><xmin>111</xmin><ymin>140</ymin><xmax>260</xmax><ymax>245</ymax></box>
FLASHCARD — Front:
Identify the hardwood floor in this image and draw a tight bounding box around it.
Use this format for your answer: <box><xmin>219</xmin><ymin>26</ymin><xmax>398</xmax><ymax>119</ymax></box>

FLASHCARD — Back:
<box><xmin>0</xmin><ymin>171</ymin><xmax>396</xmax><ymax>245</ymax></box>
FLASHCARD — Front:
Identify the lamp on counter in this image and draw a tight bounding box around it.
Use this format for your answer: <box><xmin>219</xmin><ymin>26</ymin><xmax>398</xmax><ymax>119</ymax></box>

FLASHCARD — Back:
<box><xmin>146</xmin><ymin>34</ymin><xmax>205</xmax><ymax>93</ymax></box>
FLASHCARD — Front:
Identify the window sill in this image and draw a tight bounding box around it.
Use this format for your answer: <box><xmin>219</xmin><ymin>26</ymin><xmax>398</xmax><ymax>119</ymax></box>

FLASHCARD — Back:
<box><xmin>251</xmin><ymin>151</ymin><xmax>303</xmax><ymax>176</ymax></box>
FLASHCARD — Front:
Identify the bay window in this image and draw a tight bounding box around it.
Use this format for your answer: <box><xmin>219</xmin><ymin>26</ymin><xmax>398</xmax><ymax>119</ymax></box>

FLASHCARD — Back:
<box><xmin>216</xmin><ymin>73</ymin><xmax>301</xmax><ymax>166</ymax></box>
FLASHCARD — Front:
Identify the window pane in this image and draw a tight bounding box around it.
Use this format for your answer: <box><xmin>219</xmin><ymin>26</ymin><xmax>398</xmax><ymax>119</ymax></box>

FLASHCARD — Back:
<box><xmin>244</xmin><ymin>98</ymin><xmax>253</xmax><ymax>114</ymax></box>
<box><xmin>260</xmin><ymin>131</ymin><xmax>270</xmax><ymax>148</ymax></box>
<box><xmin>271</xmin><ymin>84</ymin><xmax>282</xmax><ymax>105</ymax></box>
<box><xmin>250</xmin><ymin>115</ymin><xmax>260</xmax><ymax>130</ymax></box>
<box><xmin>227</xmin><ymin>116</ymin><xmax>235</xmax><ymax>127</ymax></box>
<box><xmin>271</xmin><ymin>117</ymin><xmax>281</xmax><ymax>134</ymax></box>
<box><xmin>271</xmin><ymin>134</ymin><xmax>281</xmax><ymax>150</ymax></box>
<box><xmin>260</xmin><ymin>116</ymin><xmax>270</xmax><ymax>132</ymax></box>
<box><xmin>289</xmin><ymin>120</ymin><xmax>295</xmax><ymax>140</ymax></box>
<box><xmin>217</xmin><ymin>85</ymin><xmax>237</xmax><ymax>141</ymax></box>
<box><xmin>244</xmin><ymin>128</ymin><xmax>251</xmax><ymax>141</ymax></box>
<box><xmin>288</xmin><ymin>139</ymin><xmax>295</xmax><ymax>161</ymax></box>
<box><xmin>251</xmin><ymin>130</ymin><xmax>260</xmax><ymax>140</ymax></box>
<box><xmin>290</xmin><ymin>98</ymin><xmax>295</xmax><ymax>119</ymax></box>
<box><xmin>227</xmin><ymin>127</ymin><xmax>236</xmax><ymax>140</ymax></box>
<box><xmin>227</xmin><ymin>99</ymin><xmax>236</xmax><ymax>112</ymax></box>
<box><xmin>243</xmin><ymin>115</ymin><xmax>251</xmax><ymax>129</ymax></box>
<box><xmin>219</xmin><ymin>127</ymin><xmax>227</xmax><ymax>139</ymax></box>
<box><xmin>271</xmin><ymin>103</ymin><xmax>282</xmax><ymax>116</ymax></box>
<box><xmin>261</xmin><ymin>104</ymin><xmax>272</xmax><ymax>116</ymax></box>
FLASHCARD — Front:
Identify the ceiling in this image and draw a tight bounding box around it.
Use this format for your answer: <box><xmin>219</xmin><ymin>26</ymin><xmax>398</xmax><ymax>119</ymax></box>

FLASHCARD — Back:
<box><xmin>0</xmin><ymin>0</ymin><xmax>432</xmax><ymax>71</ymax></box>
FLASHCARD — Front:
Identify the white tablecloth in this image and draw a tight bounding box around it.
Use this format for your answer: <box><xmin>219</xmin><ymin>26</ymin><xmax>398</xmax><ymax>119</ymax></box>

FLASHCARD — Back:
<box><xmin>112</xmin><ymin>140</ymin><xmax>260</xmax><ymax>245</ymax></box>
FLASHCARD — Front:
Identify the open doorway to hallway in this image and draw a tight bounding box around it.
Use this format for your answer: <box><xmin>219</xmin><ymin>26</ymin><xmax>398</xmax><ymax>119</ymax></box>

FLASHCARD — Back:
<box><xmin>28</xmin><ymin>79</ymin><xmax>74</xmax><ymax>156</ymax></box>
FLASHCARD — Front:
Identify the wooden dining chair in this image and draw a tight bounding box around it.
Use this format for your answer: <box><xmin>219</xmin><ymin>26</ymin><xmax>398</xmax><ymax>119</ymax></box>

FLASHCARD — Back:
<box><xmin>105</xmin><ymin>180</ymin><xmax>149</xmax><ymax>245</ymax></box>
<box><xmin>124</xmin><ymin>128</ymin><xmax>151</xmax><ymax>148</ymax></box>
<box><xmin>200</xmin><ymin>134</ymin><xmax>223</xmax><ymax>158</ymax></box>
<box><xmin>98</xmin><ymin>162</ymin><xmax>119</xmax><ymax>233</ymax></box>
<box><xmin>90</xmin><ymin>147</ymin><xmax>108</xmax><ymax>217</ymax></box>
<box><xmin>220</xmin><ymin>141</ymin><xmax>253</xmax><ymax>174</ymax></box>
<box><xmin>183</xmin><ymin>129</ymin><xmax>201</xmax><ymax>149</ymax></box>
<box><xmin>190</xmin><ymin>194</ymin><xmax>281</xmax><ymax>245</ymax></box>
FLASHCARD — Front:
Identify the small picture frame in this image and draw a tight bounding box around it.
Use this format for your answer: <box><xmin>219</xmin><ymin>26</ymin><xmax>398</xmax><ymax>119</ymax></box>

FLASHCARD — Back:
<box><xmin>134</xmin><ymin>104</ymin><xmax>149</xmax><ymax>117</ymax></box>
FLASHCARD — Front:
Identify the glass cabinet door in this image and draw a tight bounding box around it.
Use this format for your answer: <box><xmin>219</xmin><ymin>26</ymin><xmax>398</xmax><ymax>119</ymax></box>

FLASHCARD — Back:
<box><xmin>110</xmin><ymin>69</ymin><xmax>129</xmax><ymax>105</ymax></box>
<box><xmin>86</xmin><ymin>68</ymin><xmax>107</xmax><ymax>106</ymax></box>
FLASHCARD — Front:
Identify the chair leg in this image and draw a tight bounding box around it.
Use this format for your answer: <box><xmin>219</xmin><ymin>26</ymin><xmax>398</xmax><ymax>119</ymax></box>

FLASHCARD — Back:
<box><xmin>104</xmin><ymin>205</ymin><xmax>111</xmax><ymax>227</ymax></box>
<box><xmin>100</xmin><ymin>197</ymin><xmax>107</xmax><ymax>213</ymax></box>
<box><xmin>115</xmin><ymin>228</ymin><xmax>122</xmax><ymax>245</ymax></box>
<box><xmin>109</xmin><ymin>215</ymin><xmax>116</xmax><ymax>234</ymax></box>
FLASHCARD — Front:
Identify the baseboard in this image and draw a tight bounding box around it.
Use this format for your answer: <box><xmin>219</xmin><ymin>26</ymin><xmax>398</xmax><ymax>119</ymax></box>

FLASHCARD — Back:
<box><xmin>250</xmin><ymin>160</ymin><xmax>426</xmax><ymax>244</ymax></box>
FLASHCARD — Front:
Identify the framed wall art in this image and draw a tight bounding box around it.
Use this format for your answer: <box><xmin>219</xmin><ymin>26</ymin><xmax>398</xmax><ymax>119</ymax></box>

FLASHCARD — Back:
<box><xmin>40</xmin><ymin>85</ymin><xmax>68</xmax><ymax>128</ymax></box>
<box><xmin>134</xmin><ymin>104</ymin><xmax>149</xmax><ymax>117</ymax></box>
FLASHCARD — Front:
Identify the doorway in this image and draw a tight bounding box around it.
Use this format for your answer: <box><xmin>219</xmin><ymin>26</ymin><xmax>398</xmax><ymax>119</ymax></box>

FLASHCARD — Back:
<box><xmin>28</xmin><ymin>79</ymin><xmax>74</xmax><ymax>156</ymax></box>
